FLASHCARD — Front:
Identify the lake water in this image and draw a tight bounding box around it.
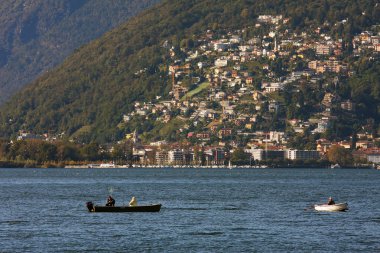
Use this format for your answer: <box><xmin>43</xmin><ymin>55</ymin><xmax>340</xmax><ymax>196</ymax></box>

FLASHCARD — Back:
<box><xmin>0</xmin><ymin>168</ymin><xmax>379</xmax><ymax>252</ymax></box>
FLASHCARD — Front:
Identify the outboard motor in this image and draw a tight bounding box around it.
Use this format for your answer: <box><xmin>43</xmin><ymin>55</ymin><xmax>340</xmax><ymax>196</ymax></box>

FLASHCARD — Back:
<box><xmin>86</xmin><ymin>201</ymin><xmax>94</xmax><ymax>212</ymax></box>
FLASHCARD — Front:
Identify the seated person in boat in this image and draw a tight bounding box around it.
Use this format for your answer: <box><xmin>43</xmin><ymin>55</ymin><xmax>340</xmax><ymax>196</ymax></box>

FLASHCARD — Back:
<box><xmin>129</xmin><ymin>196</ymin><xmax>137</xmax><ymax>206</ymax></box>
<box><xmin>106</xmin><ymin>195</ymin><xmax>115</xmax><ymax>206</ymax></box>
<box><xmin>327</xmin><ymin>197</ymin><xmax>335</xmax><ymax>205</ymax></box>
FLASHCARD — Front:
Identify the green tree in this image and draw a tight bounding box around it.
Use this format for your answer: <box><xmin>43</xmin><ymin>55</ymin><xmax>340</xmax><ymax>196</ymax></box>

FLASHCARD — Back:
<box><xmin>231</xmin><ymin>148</ymin><xmax>250</xmax><ymax>165</ymax></box>
<box><xmin>35</xmin><ymin>142</ymin><xmax>58</xmax><ymax>163</ymax></box>
<box><xmin>180</xmin><ymin>38</ymin><xmax>195</xmax><ymax>49</ymax></box>
<box><xmin>112</xmin><ymin>140</ymin><xmax>133</xmax><ymax>165</ymax></box>
<box><xmin>56</xmin><ymin>142</ymin><xmax>80</xmax><ymax>161</ymax></box>
<box><xmin>240</xmin><ymin>8</ymin><xmax>249</xmax><ymax>19</ymax></box>
<box><xmin>0</xmin><ymin>138</ymin><xmax>9</xmax><ymax>160</ymax></box>
<box><xmin>327</xmin><ymin>145</ymin><xmax>353</xmax><ymax>166</ymax></box>
<box><xmin>81</xmin><ymin>142</ymin><xmax>101</xmax><ymax>161</ymax></box>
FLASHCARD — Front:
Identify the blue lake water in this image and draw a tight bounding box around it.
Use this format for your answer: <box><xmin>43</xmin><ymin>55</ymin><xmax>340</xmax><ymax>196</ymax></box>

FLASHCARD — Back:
<box><xmin>0</xmin><ymin>168</ymin><xmax>379</xmax><ymax>252</ymax></box>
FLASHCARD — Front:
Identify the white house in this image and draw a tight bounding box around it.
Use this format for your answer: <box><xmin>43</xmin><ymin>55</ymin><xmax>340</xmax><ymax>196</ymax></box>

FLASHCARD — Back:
<box><xmin>215</xmin><ymin>58</ymin><xmax>228</xmax><ymax>67</ymax></box>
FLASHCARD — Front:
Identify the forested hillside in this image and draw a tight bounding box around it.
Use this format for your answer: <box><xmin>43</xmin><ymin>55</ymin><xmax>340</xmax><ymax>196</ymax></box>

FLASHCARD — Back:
<box><xmin>0</xmin><ymin>0</ymin><xmax>160</xmax><ymax>104</ymax></box>
<box><xmin>0</xmin><ymin>0</ymin><xmax>378</xmax><ymax>143</ymax></box>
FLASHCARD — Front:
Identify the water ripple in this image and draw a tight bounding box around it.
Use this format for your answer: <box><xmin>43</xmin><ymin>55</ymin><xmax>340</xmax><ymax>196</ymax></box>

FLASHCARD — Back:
<box><xmin>0</xmin><ymin>220</ymin><xmax>29</xmax><ymax>225</ymax></box>
<box><xmin>0</xmin><ymin>168</ymin><xmax>379</xmax><ymax>252</ymax></box>
<box><xmin>188</xmin><ymin>231</ymin><xmax>224</xmax><ymax>236</ymax></box>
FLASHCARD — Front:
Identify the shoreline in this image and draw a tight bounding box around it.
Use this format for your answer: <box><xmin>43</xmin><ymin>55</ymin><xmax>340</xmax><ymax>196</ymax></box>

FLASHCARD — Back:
<box><xmin>64</xmin><ymin>165</ymin><xmax>376</xmax><ymax>169</ymax></box>
<box><xmin>0</xmin><ymin>160</ymin><xmax>374</xmax><ymax>170</ymax></box>
<box><xmin>0</xmin><ymin>164</ymin><xmax>374</xmax><ymax>170</ymax></box>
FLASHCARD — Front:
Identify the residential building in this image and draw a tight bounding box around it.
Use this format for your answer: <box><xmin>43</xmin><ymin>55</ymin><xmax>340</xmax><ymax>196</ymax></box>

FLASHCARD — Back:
<box><xmin>156</xmin><ymin>150</ymin><xmax>168</xmax><ymax>165</ymax></box>
<box><xmin>195</xmin><ymin>132</ymin><xmax>211</xmax><ymax>140</ymax></box>
<box><xmin>218</xmin><ymin>128</ymin><xmax>233</xmax><ymax>138</ymax></box>
<box><xmin>168</xmin><ymin>149</ymin><xmax>184</xmax><ymax>165</ymax></box>
<box><xmin>215</xmin><ymin>58</ymin><xmax>228</xmax><ymax>67</ymax></box>
<box><xmin>341</xmin><ymin>100</ymin><xmax>355</xmax><ymax>111</ymax></box>
<box><xmin>367</xmin><ymin>154</ymin><xmax>380</xmax><ymax>164</ymax></box>
<box><xmin>262</xmin><ymin>82</ymin><xmax>284</xmax><ymax>93</ymax></box>
<box><xmin>316</xmin><ymin>44</ymin><xmax>332</xmax><ymax>55</ymax></box>
<box><xmin>245</xmin><ymin>148</ymin><xmax>285</xmax><ymax>161</ymax></box>
<box><xmin>211</xmin><ymin>148</ymin><xmax>225</xmax><ymax>165</ymax></box>
<box><xmin>285</xmin><ymin>150</ymin><xmax>320</xmax><ymax>160</ymax></box>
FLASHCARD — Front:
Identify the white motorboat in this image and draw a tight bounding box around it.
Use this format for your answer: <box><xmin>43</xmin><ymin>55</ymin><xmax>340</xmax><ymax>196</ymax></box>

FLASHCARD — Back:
<box><xmin>330</xmin><ymin>163</ymin><xmax>341</xmax><ymax>169</ymax></box>
<box><xmin>314</xmin><ymin>202</ymin><xmax>348</xmax><ymax>212</ymax></box>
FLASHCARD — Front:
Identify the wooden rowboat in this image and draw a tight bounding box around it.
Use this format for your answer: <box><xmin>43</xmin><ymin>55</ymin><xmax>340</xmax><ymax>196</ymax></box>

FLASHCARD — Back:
<box><xmin>314</xmin><ymin>202</ymin><xmax>348</xmax><ymax>212</ymax></box>
<box><xmin>86</xmin><ymin>202</ymin><xmax>161</xmax><ymax>212</ymax></box>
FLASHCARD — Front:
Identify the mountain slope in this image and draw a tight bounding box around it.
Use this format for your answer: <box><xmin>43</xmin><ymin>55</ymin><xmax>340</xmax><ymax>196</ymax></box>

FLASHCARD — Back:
<box><xmin>0</xmin><ymin>0</ymin><xmax>378</xmax><ymax>143</ymax></box>
<box><xmin>0</xmin><ymin>0</ymin><xmax>160</xmax><ymax>104</ymax></box>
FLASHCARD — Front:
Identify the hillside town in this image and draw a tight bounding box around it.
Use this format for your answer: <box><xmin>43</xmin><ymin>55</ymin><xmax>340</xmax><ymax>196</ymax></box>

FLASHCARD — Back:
<box><xmin>119</xmin><ymin>14</ymin><xmax>380</xmax><ymax>167</ymax></box>
<box><xmin>15</xmin><ymin>14</ymin><xmax>380</xmax><ymax>167</ymax></box>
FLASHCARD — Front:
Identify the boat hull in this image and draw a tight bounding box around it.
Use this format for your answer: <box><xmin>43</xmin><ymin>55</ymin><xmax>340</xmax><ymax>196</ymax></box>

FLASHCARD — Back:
<box><xmin>87</xmin><ymin>202</ymin><xmax>161</xmax><ymax>212</ymax></box>
<box><xmin>314</xmin><ymin>203</ymin><xmax>348</xmax><ymax>212</ymax></box>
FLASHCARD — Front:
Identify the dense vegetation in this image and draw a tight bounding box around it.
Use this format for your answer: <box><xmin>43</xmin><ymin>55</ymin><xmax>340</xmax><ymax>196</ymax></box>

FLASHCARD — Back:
<box><xmin>0</xmin><ymin>0</ymin><xmax>378</xmax><ymax>143</ymax></box>
<box><xmin>0</xmin><ymin>138</ymin><xmax>133</xmax><ymax>168</ymax></box>
<box><xmin>0</xmin><ymin>0</ymin><xmax>160</xmax><ymax>104</ymax></box>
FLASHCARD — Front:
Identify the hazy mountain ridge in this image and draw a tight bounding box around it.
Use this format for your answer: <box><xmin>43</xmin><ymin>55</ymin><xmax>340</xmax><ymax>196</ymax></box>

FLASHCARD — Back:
<box><xmin>0</xmin><ymin>0</ymin><xmax>160</xmax><ymax>103</ymax></box>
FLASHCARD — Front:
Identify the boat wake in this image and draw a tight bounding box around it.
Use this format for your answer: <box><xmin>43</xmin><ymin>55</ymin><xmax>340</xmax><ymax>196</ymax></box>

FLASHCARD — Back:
<box><xmin>188</xmin><ymin>231</ymin><xmax>224</xmax><ymax>236</ymax></box>
<box><xmin>0</xmin><ymin>220</ymin><xmax>29</xmax><ymax>225</ymax></box>
<box><xmin>168</xmin><ymin>206</ymin><xmax>243</xmax><ymax>211</ymax></box>
<box><xmin>168</xmin><ymin>207</ymin><xmax>209</xmax><ymax>211</ymax></box>
<box><xmin>222</xmin><ymin>206</ymin><xmax>242</xmax><ymax>210</ymax></box>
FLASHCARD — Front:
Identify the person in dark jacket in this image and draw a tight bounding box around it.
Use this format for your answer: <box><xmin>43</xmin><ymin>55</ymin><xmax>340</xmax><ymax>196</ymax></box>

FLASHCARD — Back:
<box><xmin>106</xmin><ymin>195</ymin><xmax>115</xmax><ymax>206</ymax></box>
<box><xmin>327</xmin><ymin>197</ymin><xmax>335</xmax><ymax>205</ymax></box>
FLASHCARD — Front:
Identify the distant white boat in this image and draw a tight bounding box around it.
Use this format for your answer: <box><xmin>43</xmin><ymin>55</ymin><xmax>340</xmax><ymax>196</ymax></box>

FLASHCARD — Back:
<box><xmin>87</xmin><ymin>163</ymin><xmax>115</xmax><ymax>168</ymax></box>
<box><xmin>330</xmin><ymin>164</ymin><xmax>341</xmax><ymax>169</ymax></box>
<box><xmin>314</xmin><ymin>202</ymin><xmax>348</xmax><ymax>212</ymax></box>
<box><xmin>99</xmin><ymin>163</ymin><xmax>116</xmax><ymax>168</ymax></box>
<box><xmin>87</xmin><ymin>164</ymin><xmax>100</xmax><ymax>168</ymax></box>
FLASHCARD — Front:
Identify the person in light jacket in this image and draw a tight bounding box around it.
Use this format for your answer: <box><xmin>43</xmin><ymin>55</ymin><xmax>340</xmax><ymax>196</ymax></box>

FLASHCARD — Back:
<box><xmin>129</xmin><ymin>196</ymin><xmax>137</xmax><ymax>206</ymax></box>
